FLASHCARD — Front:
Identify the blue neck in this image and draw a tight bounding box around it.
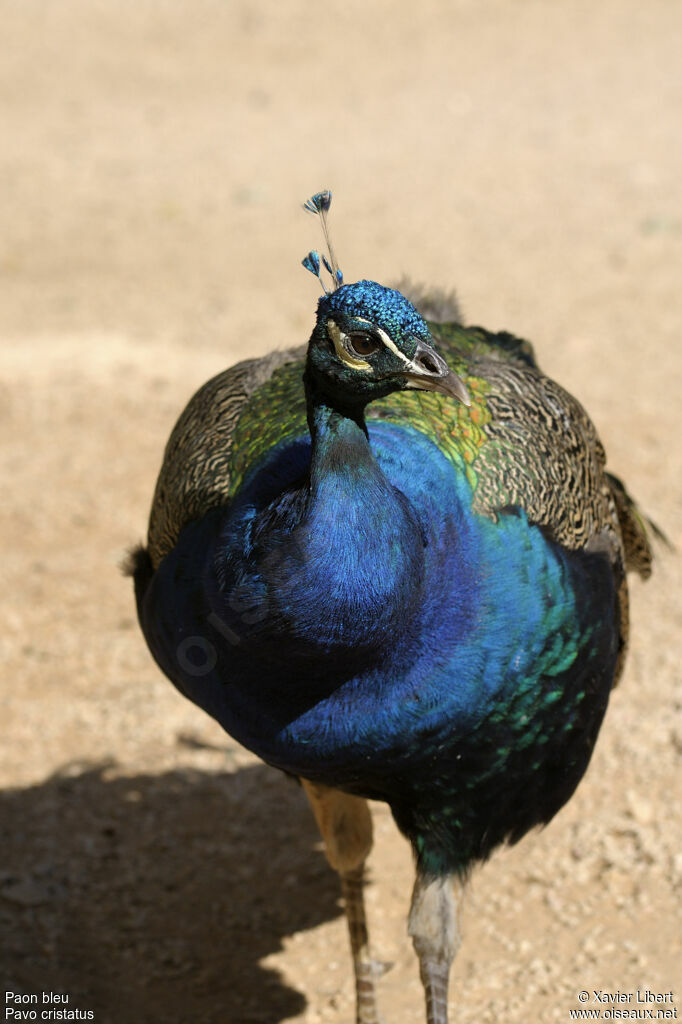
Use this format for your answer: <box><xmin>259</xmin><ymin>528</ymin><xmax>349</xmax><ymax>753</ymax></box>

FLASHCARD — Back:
<box><xmin>307</xmin><ymin>399</ymin><xmax>380</xmax><ymax>518</ymax></box>
<box><xmin>252</xmin><ymin>396</ymin><xmax>427</xmax><ymax>657</ymax></box>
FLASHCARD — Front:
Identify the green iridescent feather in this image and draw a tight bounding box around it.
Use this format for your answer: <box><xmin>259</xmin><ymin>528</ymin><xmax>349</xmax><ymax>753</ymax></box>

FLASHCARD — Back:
<box><xmin>226</xmin><ymin>321</ymin><xmax>609</xmax><ymax>558</ymax></box>
<box><xmin>227</xmin><ymin>324</ymin><xmax>512</xmax><ymax>500</ymax></box>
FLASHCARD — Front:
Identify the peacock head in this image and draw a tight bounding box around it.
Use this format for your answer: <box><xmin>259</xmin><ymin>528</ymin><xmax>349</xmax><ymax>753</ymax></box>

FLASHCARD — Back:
<box><xmin>302</xmin><ymin>191</ymin><xmax>469</xmax><ymax>408</ymax></box>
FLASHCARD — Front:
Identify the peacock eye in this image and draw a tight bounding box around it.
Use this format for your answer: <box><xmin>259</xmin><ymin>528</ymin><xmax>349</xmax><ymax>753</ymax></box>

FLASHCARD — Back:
<box><xmin>347</xmin><ymin>332</ymin><xmax>380</xmax><ymax>358</ymax></box>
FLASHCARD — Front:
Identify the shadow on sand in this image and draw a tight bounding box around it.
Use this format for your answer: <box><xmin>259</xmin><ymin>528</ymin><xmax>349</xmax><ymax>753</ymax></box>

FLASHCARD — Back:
<box><xmin>1</xmin><ymin>756</ymin><xmax>341</xmax><ymax>1023</ymax></box>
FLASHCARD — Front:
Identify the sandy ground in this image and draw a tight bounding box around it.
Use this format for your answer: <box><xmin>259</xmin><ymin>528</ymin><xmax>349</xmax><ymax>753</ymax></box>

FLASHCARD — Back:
<box><xmin>1</xmin><ymin>2</ymin><xmax>681</xmax><ymax>1022</ymax></box>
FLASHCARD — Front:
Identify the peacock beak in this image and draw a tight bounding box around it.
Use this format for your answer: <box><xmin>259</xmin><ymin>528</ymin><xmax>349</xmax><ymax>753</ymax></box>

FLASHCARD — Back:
<box><xmin>400</xmin><ymin>339</ymin><xmax>471</xmax><ymax>406</ymax></box>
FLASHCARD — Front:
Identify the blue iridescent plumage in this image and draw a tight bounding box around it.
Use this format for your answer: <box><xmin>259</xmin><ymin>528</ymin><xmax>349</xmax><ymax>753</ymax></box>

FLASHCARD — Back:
<box><xmin>320</xmin><ymin>279</ymin><xmax>431</xmax><ymax>344</ymax></box>
<box><xmin>302</xmin><ymin>189</ymin><xmax>332</xmax><ymax>215</ymax></box>
<box><xmin>302</xmin><ymin>249</ymin><xmax>321</xmax><ymax>276</ymax></box>
<box><xmin>128</xmin><ymin>191</ymin><xmax>654</xmax><ymax>1024</ymax></box>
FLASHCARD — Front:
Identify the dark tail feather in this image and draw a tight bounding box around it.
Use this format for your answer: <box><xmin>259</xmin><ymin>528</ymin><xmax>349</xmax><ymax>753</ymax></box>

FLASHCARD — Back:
<box><xmin>606</xmin><ymin>473</ymin><xmax>672</xmax><ymax>579</ymax></box>
<box><xmin>121</xmin><ymin>544</ymin><xmax>155</xmax><ymax>614</ymax></box>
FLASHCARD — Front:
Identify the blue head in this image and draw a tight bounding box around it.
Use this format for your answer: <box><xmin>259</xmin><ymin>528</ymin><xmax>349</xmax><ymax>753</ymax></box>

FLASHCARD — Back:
<box><xmin>302</xmin><ymin>191</ymin><xmax>469</xmax><ymax>409</ymax></box>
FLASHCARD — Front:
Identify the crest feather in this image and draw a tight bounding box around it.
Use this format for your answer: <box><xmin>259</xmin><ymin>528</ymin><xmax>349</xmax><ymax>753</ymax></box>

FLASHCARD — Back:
<box><xmin>302</xmin><ymin>189</ymin><xmax>343</xmax><ymax>293</ymax></box>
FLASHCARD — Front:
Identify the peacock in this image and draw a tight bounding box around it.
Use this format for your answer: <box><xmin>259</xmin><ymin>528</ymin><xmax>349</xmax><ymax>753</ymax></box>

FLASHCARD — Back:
<box><xmin>127</xmin><ymin>191</ymin><xmax>655</xmax><ymax>1024</ymax></box>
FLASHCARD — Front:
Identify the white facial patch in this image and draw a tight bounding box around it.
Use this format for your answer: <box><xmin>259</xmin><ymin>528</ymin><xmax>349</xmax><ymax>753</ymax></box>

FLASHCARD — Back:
<box><xmin>354</xmin><ymin>317</ymin><xmax>412</xmax><ymax>368</ymax></box>
<box><xmin>326</xmin><ymin>319</ymin><xmax>374</xmax><ymax>372</ymax></box>
<box><xmin>326</xmin><ymin>316</ymin><xmax>414</xmax><ymax>374</ymax></box>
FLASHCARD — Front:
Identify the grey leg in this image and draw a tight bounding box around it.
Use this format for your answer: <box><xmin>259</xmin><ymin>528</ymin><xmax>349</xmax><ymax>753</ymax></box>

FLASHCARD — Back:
<box><xmin>408</xmin><ymin>872</ymin><xmax>463</xmax><ymax>1024</ymax></box>
<box><xmin>301</xmin><ymin>780</ymin><xmax>384</xmax><ymax>1024</ymax></box>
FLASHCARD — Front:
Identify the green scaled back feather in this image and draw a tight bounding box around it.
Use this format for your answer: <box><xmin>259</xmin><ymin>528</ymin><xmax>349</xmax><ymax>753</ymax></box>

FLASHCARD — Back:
<box><xmin>147</xmin><ymin>308</ymin><xmax>654</xmax><ymax>592</ymax></box>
